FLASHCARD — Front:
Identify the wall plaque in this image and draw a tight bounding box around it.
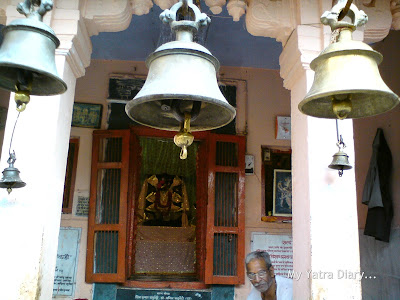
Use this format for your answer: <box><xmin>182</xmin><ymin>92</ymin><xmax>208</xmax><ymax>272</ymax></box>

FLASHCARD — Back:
<box><xmin>251</xmin><ymin>232</ymin><xmax>293</xmax><ymax>277</ymax></box>
<box><xmin>75</xmin><ymin>195</ymin><xmax>89</xmax><ymax>216</ymax></box>
<box><xmin>116</xmin><ymin>289</ymin><xmax>211</xmax><ymax>300</ymax></box>
<box><xmin>53</xmin><ymin>227</ymin><xmax>81</xmax><ymax>297</ymax></box>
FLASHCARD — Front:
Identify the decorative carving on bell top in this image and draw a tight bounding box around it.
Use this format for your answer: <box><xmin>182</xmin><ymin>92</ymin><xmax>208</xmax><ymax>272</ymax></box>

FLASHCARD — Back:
<box><xmin>391</xmin><ymin>0</ymin><xmax>400</xmax><ymax>29</ymax></box>
<box><xmin>205</xmin><ymin>0</ymin><xmax>226</xmax><ymax>14</ymax></box>
<box><xmin>227</xmin><ymin>0</ymin><xmax>246</xmax><ymax>21</ymax></box>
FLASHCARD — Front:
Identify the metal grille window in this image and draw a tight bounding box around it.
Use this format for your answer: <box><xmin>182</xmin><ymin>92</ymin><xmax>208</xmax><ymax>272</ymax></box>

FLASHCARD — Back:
<box><xmin>205</xmin><ymin>135</ymin><xmax>245</xmax><ymax>285</ymax></box>
<box><xmin>86</xmin><ymin>131</ymin><xmax>129</xmax><ymax>283</ymax></box>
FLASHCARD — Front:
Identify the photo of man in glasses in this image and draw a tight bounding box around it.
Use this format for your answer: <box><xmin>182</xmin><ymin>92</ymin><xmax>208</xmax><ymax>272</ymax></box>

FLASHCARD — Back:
<box><xmin>246</xmin><ymin>250</ymin><xmax>293</xmax><ymax>300</ymax></box>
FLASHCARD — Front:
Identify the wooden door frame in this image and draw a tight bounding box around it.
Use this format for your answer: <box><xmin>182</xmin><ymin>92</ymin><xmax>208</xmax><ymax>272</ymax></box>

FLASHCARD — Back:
<box><xmin>124</xmin><ymin>126</ymin><xmax>209</xmax><ymax>289</ymax></box>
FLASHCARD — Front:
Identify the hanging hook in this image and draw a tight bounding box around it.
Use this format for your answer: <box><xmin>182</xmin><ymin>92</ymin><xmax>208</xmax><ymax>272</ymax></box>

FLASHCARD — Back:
<box><xmin>338</xmin><ymin>0</ymin><xmax>353</xmax><ymax>21</ymax></box>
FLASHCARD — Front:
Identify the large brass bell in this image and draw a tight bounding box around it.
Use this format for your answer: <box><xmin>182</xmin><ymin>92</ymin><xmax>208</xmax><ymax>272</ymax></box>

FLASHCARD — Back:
<box><xmin>0</xmin><ymin>0</ymin><xmax>67</xmax><ymax>111</ymax></box>
<box><xmin>0</xmin><ymin>152</ymin><xmax>26</xmax><ymax>194</ymax></box>
<box><xmin>298</xmin><ymin>0</ymin><xmax>399</xmax><ymax>119</ymax></box>
<box><xmin>125</xmin><ymin>0</ymin><xmax>236</xmax><ymax>132</ymax></box>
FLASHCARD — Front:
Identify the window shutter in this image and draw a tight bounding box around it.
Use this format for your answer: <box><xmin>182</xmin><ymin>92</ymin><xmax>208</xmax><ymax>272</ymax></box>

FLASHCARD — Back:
<box><xmin>86</xmin><ymin>130</ymin><xmax>130</xmax><ymax>283</ymax></box>
<box><xmin>205</xmin><ymin>134</ymin><xmax>246</xmax><ymax>284</ymax></box>
<box><xmin>62</xmin><ymin>138</ymin><xmax>79</xmax><ymax>214</ymax></box>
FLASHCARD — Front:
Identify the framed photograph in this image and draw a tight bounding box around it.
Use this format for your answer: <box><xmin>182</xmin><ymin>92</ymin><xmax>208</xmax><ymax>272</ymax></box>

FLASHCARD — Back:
<box><xmin>273</xmin><ymin>169</ymin><xmax>292</xmax><ymax>216</ymax></box>
<box><xmin>72</xmin><ymin>103</ymin><xmax>103</xmax><ymax>129</ymax></box>
<box><xmin>108</xmin><ymin>74</ymin><xmax>145</xmax><ymax>101</ymax></box>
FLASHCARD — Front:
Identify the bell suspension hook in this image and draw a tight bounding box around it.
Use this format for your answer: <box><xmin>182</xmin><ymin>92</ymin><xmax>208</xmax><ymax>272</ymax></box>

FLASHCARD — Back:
<box><xmin>17</xmin><ymin>0</ymin><xmax>53</xmax><ymax>21</ymax></box>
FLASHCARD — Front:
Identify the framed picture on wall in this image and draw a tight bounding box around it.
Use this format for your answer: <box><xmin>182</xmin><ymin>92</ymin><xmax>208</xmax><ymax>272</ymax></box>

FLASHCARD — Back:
<box><xmin>71</xmin><ymin>102</ymin><xmax>103</xmax><ymax>129</ymax></box>
<box><xmin>273</xmin><ymin>169</ymin><xmax>292</xmax><ymax>216</ymax></box>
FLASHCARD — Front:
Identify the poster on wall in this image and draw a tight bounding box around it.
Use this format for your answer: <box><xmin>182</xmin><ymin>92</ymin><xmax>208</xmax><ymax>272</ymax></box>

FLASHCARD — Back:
<box><xmin>74</xmin><ymin>190</ymin><xmax>90</xmax><ymax>217</ymax></box>
<box><xmin>53</xmin><ymin>227</ymin><xmax>81</xmax><ymax>297</ymax></box>
<box><xmin>250</xmin><ymin>232</ymin><xmax>293</xmax><ymax>277</ymax></box>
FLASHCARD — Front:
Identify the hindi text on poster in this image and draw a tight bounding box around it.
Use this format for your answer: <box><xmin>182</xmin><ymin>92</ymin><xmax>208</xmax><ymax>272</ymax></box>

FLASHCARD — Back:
<box><xmin>251</xmin><ymin>233</ymin><xmax>293</xmax><ymax>277</ymax></box>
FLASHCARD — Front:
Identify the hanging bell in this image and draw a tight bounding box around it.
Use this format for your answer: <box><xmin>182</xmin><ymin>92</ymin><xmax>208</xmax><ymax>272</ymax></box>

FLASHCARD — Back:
<box><xmin>298</xmin><ymin>0</ymin><xmax>399</xmax><ymax>119</ymax></box>
<box><xmin>125</xmin><ymin>0</ymin><xmax>236</xmax><ymax>131</ymax></box>
<box><xmin>0</xmin><ymin>151</ymin><xmax>26</xmax><ymax>194</ymax></box>
<box><xmin>328</xmin><ymin>131</ymin><xmax>352</xmax><ymax>177</ymax></box>
<box><xmin>0</xmin><ymin>0</ymin><xmax>67</xmax><ymax>111</ymax></box>
<box><xmin>328</xmin><ymin>150</ymin><xmax>352</xmax><ymax>177</ymax></box>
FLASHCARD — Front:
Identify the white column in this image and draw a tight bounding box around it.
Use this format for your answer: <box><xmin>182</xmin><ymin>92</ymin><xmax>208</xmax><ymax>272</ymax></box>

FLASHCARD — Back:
<box><xmin>0</xmin><ymin>3</ymin><xmax>90</xmax><ymax>299</ymax></box>
<box><xmin>280</xmin><ymin>22</ymin><xmax>362</xmax><ymax>299</ymax></box>
<box><xmin>0</xmin><ymin>56</ymin><xmax>77</xmax><ymax>300</ymax></box>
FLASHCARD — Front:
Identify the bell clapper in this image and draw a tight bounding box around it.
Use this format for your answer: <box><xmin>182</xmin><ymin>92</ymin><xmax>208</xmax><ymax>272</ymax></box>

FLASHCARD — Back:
<box><xmin>14</xmin><ymin>89</ymin><xmax>30</xmax><ymax>112</ymax></box>
<box><xmin>14</xmin><ymin>70</ymin><xmax>33</xmax><ymax>112</ymax></box>
<box><xmin>332</xmin><ymin>95</ymin><xmax>352</xmax><ymax>119</ymax></box>
<box><xmin>174</xmin><ymin>113</ymin><xmax>194</xmax><ymax>160</ymax></box>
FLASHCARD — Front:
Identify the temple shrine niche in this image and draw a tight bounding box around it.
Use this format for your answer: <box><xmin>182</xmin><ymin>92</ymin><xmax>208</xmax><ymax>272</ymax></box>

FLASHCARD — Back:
<box><xmin>133</xmin><ymin>137</ymin><xmax>198</xmax><ymax>280</ymax></box>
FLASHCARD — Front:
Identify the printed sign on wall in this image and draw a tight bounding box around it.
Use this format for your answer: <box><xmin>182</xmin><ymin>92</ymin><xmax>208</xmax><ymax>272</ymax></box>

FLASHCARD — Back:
<box><xmin>53</xmin><ymin>227</ymin><xmax>81</xmax><ymax>297</ymax></box>
<box><xmin>117</xmin><ymin>289</ymin><xmax>211</xmax><ymax>300</ymax></box>
<box><xmin>250</xmin><ymin>232</ymin><xmax>293</xmax><ymax>277</ymax></box>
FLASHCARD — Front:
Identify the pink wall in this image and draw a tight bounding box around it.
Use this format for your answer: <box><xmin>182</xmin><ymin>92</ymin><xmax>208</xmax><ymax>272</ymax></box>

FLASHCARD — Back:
<box><xmin>73</xmin><ymin>60</ymin><xmax>291</xmax><ymax>299</ymax></box>
<box><xmin>354</xmin><ymin>30</ymin><xmax>400</xmax><ymax>228</ymax></box>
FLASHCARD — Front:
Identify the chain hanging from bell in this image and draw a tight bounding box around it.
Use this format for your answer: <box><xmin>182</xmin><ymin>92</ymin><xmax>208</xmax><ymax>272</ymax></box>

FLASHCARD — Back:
<box><xmin>125</xmin><ymin>0</ymin><xmax>236</xmax><ymax>132</ymax></box>
<box><xmin>298</xmin><ymin>0</ymin><xmax>399</xmax><ymax>119</ymax></box>
<box><xmin>328</xmin><ymin>120</ymin><xmax>352</xmax><ymax>177</ymax></box>
<box><xmin>0</xmin><ymin>0</ymin><xmax>67</xmax><ymax>112</ymax></box>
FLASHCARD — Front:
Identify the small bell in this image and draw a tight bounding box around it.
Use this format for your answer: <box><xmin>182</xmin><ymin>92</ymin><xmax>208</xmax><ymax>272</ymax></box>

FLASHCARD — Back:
<box><xmin>328</xmin><ymin>134</ymin><xmax>352</xmax><ymax>177</ymax></box>
<box><xmin>174</xmin><ymin>113</ymin><xmax>194</xmax><ymax>159</ymax></box>
<box><xmin>298</xmin><ymin>0</ymin><xmax>399</xmax><ymax>119</ymax></box>
<box><xmin>0</xmin><ymin>151</ymin><xmax>26</xmax><ymax>194</ymax></box>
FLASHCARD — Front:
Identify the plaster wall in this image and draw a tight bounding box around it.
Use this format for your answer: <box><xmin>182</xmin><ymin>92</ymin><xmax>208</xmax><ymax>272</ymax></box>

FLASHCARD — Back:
<box><xmin>354</xmin><ymin>30</ymin><xmax>400</xmax><ymax>229</ymax></box>
<box><xmin>353</xmin><ymin>30</ymin><xmax>400</xmax><ymax>299</ymax></box>
<box><xmin>60</xmin><ymin>59</ymin><xmax>292</xmax><ymax>300</ymax></box>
